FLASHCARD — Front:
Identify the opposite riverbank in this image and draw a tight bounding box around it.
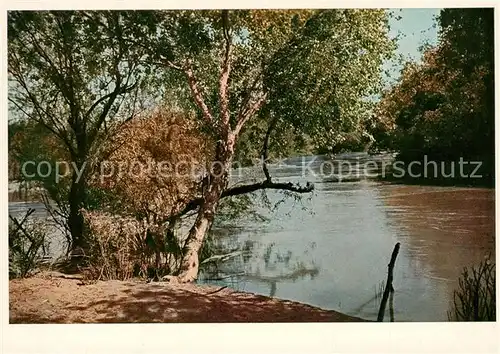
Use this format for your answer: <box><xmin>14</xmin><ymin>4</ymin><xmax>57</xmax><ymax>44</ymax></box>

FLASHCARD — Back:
<box><xmin>9</xmin><ymin>272</ymin><xmax>365</xmax><ymax>323</ymax></box>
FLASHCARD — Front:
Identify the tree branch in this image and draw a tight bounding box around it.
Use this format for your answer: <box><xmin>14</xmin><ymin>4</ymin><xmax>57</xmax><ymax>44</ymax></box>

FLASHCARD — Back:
<box><xmin>160</xmin><ymin>59</ymin><xmax>183</xmax><ymax>71</ymax></box>
<box><xmin>8</xmin><ymin>83</ymin><xmax>76</xmax><ymax>157</ymax></box>
<box><xmin>170</xmin><ymin>179</ymin><xmax>314</xmax><ymax>221</ymax></box>
<box><xmin>184</xmin><ymin>60</ymin><xmax>214</xmax><ymax>125</ymax></box>
<box><xmin>88</xmin><ymin>79</ymin><xmax>138</xmax><ymax>145</ymax></box>
<box><xmin>236</xmin><ymin>72</ymin><xmax>262</xmax><ymax>121</ymax></box>
<box><xmin>225</xmin><ymin>180</ymin><xmax>314</xmax><ymax>197</ymax></box>
<box><xmin>219</xmin><ymin>10</ymin><xmax>232</xmax><ymax>128</ymax></box>
<box><xmin>84</xmin><ymin>86</ymin><xmax>123</xmax><ymax>120</ymax></box>
<box><xmin>24</xmin><ymin>28</ymin><xmax>74</xmax><ymax>108</ymax></box>
<box><xmin>233</xmin><ymin>92</ymin><xmax>268</xmax><ymax>137</ymax></box>
<box><xmin>261</xmin><ymin>116</ymin><xmax>279</xmax><ymax>182</ymax></box>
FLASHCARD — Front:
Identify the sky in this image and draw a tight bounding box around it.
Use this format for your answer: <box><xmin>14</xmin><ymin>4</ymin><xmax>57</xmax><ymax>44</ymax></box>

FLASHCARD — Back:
<box><xmin>385</xmin><ymin>8</ymin><xmax>442</xmax><ymax>83</ymax></box>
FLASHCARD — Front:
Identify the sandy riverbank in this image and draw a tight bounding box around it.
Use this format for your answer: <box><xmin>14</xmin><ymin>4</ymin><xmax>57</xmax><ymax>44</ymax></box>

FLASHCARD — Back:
<box><xmin>9</xmin><ymin>272</ymin><xmax>364</xmax><ymax>323</ymax></box>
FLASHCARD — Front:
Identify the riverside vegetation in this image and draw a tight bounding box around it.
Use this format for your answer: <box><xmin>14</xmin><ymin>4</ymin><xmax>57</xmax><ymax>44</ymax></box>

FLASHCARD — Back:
<box><xmin>8</xmin><ymin>8</ymin><xmax>495</xmax><ymax>322</ymax></box>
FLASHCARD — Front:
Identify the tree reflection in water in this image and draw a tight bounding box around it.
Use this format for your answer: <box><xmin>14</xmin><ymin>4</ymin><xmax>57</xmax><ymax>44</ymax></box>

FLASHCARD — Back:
<box><xmin>198</xmin><ymin>233</ymin><xmax>319</xmax><ymax>298</ymax></box>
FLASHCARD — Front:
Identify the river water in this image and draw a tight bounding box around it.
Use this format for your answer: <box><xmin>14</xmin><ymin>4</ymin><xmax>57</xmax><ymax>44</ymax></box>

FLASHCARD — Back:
<box><xmin>198</xmin><ymin>153</ymin><xmax>496</xmax><ymax>322</ymax></box>
<box><xmin>9</xmin><ymin>153</ymin><xmax>495</xmax><ymax>321</ymax></box>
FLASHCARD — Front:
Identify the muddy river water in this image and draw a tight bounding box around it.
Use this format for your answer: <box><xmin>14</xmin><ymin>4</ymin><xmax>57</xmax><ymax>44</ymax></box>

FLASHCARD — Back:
<box><xmin>199</xmin><ymin>154</ymin><xmax>495</xmax><ymax>321</ymax></box>
<box><xmin>9</xmin><ymin>153</ymin><xmax>495</xmax><ymax>321</ymax></box>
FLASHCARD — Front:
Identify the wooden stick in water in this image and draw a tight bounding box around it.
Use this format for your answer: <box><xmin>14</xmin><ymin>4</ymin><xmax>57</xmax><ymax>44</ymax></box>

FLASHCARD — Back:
<box><xmin>377</xmin><ymin>242</ymin><xmax>400</xmax><ymax>322</ymax></box>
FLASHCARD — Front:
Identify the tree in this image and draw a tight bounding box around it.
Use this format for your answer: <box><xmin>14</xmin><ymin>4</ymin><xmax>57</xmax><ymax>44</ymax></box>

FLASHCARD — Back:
<box><xmin>8</xmin><ymin>10</ymin><xmax>395</xmax><ymax>280</ymax></box>
<box><xmin>373</xmin><ymin>8</ymin><xmax>494</xmax><ymax>183</ymax></box>
<box><xmin>79</xmin><ymin>107</ymin><xmax>212</xmax><ymax>278</ymax></box>
<box><xmin>9</xmin><ymin>120</ymin><xmax>64</xmax><ymax>182</ymax></box>
<box><xmin>8</xmin><ymin>11</ymin><xmax>149</xmax><ymax>251</ymax></box>
<box><xmin>436</xmin><ymin>8</ymin><xmax>494</xmax><ymax>160</ymax></box>
<box><xmin>125</xmin><ymin>9</ymin><xmax>395</xmax><ymax>282</ymax></box>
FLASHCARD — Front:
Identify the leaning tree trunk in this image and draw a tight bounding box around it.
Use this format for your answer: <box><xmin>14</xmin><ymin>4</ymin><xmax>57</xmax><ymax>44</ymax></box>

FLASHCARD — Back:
<box><xmin>175</xmin><ymin>137</ymin><xmax>235</xmax><ymax>282</ymax></box>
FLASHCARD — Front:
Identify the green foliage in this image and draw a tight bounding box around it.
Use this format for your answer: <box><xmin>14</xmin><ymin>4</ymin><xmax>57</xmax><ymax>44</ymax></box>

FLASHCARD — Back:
<box><xmin>436</xmin><ymin>8</ymin><xmax>494</xmax><ymax>157</ymax></box>
<box><xmin>260</xmin><ymin>10</ymin><xmax>395</xmax><ymax>153</ymax></box>
<box><xmin>8</xmin><ymin>11</ymin><xmax>154</xmax><ymax>248</ymax></box>
<box><xmin>9</xmin><ymin>209</ymin><xmax>50</xmax><ymax>278</ymax></box>
<box><xmin>448</xmin><ymin>257</ymin><xmax>496</xmax><ymax>321</ymax></box>
<box><xmin>123</xmin><ymin>10</ymin><xmax>395</xmax><ymax>154</ymax></box>
<box><xmin>9</xmin><ymin>119</ymin><xmax>75</xmax><ymax>239</ymax></box>
<box><xmin>264</xmin><ymin>10</ymin><xmax>394</xmax><ymax>148</ymax></box>
<box><xmin>9</xmin><ymin>120</ymin><xmax>62</xmax><ymax>180</ymax></box>
<box><xmin>9</xmin><ymin>10</ymin><xmax>397</xmax><ymax>270</ymax></box>
<box><xmin>233</xmin><ymin>118</ymin><xmax>314</xmax><ymax>165</ymax></box>
<box><xmin>8</xmin><ymin>11</ymin><xmax>149</xmax><ymax>148</ymax></box>
<box><xmin>10</xmin><ymin>8</ymin><xmax>396</xmax><ymax>190</ymax></box>
<box><xmin>373</xmin><ymin>8</ymin><xmax>494</xmax><ymax>183</ymax></box>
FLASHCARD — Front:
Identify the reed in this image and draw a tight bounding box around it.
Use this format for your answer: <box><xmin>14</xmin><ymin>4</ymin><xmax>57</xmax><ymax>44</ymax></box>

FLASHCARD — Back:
<box><xmin>448</xmin><ymin>257</ymin><xmax>495</xmax><ymax>321</ymax></box>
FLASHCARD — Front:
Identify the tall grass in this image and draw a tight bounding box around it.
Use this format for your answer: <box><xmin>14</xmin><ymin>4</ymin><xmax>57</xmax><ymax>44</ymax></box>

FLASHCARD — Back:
<box><xmin>448</xmin><ymin>257</ymin><xmax>495</xmax><ymax>321</ymax></box>
<box><xmin>9</xmin><ymin>209</ymin><xmax>49</xmax><ymax>278</ymax></box>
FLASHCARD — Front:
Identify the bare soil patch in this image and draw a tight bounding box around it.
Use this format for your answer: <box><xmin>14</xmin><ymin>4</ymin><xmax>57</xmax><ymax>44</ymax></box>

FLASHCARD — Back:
<box><xmin>9</xmin><ymin>272</ymin><xmax>364</xmax><ymax>323</ymax></box>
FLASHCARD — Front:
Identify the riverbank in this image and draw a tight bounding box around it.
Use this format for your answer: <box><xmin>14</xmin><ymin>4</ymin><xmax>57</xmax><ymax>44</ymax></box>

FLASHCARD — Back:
<box><xmin>9</xmin><ymin>272</ymin><xmax>365</xmax><ymax>323</ymax></box>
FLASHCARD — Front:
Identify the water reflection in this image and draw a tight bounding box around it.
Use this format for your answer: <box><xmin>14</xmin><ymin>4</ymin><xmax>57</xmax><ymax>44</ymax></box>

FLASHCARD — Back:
<box><xmin>199</xmin><ymin>238</ymin><xmax>320</xmax><ymax>298</ymax></box>
<box><xmin>199</xmin><ymin>154</ymin><xmax>495</xmax><ymax>321</ymax></box>
<box><xmin>8</xmin><ymin>154</ymin><xmax>495</xmax><ymax>321</ymax></box>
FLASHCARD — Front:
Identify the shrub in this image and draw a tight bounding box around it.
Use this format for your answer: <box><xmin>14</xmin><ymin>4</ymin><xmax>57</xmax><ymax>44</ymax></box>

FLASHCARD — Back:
<box><xmin>81</xmin><ymin>210</ymin><xmax>147</xmax><ymax>281</ymax></box>
<box><xmin>88</xmin><ymin>106</ymin><xmax>213</xmax><ymax>220</ymax></box>
<box><xmin>9</xmin><ymin>209</ymin><xmax>49</xmax><ymax>278</ymax></box>
<box><xmin>81</xmin><ymin>210</ymin><xmax>185</xmax><ymax>281</ymax></box>
<box><xmin>448</xmin><ymin>257</ymin><xmax>496</xmax><ymax>321</ymax></box>
<box><xmin>78</xmin><ymin>107</ymin><xmax>212</xmax><ymax>281</ymax></box>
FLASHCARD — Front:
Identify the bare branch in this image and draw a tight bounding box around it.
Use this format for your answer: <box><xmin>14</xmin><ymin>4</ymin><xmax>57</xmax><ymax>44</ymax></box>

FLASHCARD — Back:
<box><xmin>170</xmin><ymin>179</ymin><xmax>314</xmax><ymax>221</ymax></box>
<box><xmin>8</xmin><ymin>84</ymin><xmax>76</xmax><ymax>157</ymax></box>
<box><xmin>224</xmin><ymin>180</ymin><xmax>314</xmax><ymax>197</ymax></box>
<box><xmin>84</xmin><ymin>88</ymin><xmax>121</xmax><ymax>119</ymax></box>
<box><xmin>88</xmin><ymin>79</ymin><xmax>139</xmax><ymax>144</ymax></box>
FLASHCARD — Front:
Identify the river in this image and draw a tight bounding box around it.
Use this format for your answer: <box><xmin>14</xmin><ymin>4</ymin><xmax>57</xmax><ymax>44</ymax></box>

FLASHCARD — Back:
<box><xmin>198</xmin><ymin>153</ymin><xmax>495</xmax><ymax>322</ymax></box>
<box><xmin>8</xmin><ymin>153</ymin><xmax>495</xmax><ymax>321</ymax></box>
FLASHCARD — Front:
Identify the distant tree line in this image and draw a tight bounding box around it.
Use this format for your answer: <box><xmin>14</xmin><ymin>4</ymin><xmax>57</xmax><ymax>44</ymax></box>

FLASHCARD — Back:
<box><xmin>371</xmin><ymin>8</ymin><xmax>494</xmax><ymax>185</ymax></box>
